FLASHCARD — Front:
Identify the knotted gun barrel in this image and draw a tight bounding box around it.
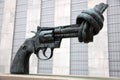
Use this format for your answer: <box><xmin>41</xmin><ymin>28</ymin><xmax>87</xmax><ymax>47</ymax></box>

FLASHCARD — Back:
<box><xmin>10</xmin><ymin>3</ymin><xmax>108</xmax><ymax>74</ymax></box>
<box><xmin>54</xmin><ymin>3</ymin><xmax>108</xmax><ymax>42</ymax></box>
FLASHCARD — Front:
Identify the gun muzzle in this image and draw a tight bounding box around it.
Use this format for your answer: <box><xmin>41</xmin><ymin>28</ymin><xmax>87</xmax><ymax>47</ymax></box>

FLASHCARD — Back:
<box><xmin>94</xmin><ymin>3</ymin><xmax>108</xmax><ymax>14</ymax></box>
<box><xmin>76</xmin><ymin>3</ymin><xmax>108</xmax><ymax>35</ymax></box>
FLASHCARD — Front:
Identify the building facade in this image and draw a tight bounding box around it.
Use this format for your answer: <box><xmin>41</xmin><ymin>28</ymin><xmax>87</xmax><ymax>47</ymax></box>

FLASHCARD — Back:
<box><xmin>0</xmin><ymin>0</ymin><xmax>120</xmax><ymax>78</ymax></box>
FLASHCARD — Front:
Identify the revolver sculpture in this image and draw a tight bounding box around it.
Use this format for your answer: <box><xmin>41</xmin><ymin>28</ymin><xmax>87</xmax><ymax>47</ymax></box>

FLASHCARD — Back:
<box><xmin>10</xmin><ymin>3</ymin><xmax>108</xmax><ymax>74</ymax></box>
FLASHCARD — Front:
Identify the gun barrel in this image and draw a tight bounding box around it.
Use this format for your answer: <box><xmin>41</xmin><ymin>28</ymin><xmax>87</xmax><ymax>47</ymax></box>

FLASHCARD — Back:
<box><xmin>54</xmin><ymin>24</ymin><xmax>79</xmax><ymax>38</ymax></box>
<box><xmin>55</xmin><ymin>33</ymin><xmax>78</xmax><ymax>38</ymax></box>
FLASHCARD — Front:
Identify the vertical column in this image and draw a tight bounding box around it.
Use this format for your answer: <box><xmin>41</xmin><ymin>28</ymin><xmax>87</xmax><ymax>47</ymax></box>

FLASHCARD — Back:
<box><xmin>12</xmin><ymin>0</ymin><xmax>28</xmax><ymax>61</ymax></box>
<box><xmin>70</xmin><ymin>0</ymin><xmax>88</xmax><ymax>75</ymax></box>
<box><xmin>53</xmin><ymin>0</ymin><xmax>71</xmax><ymax>75</ymax></box>
<box><xmin>88</xmin><ymin>0</ymin><xmax>109</xmax><ymax>77</ymax></box>
<box><xmin>107</xmin><ymin>0</ymin><xmax>120</xmax><ymax>77</ymax></box>
<box><xmin>0</xmin><ymin>0</ymin><xmax>16</xmax><ymax>73</ymax></box>
<box><xmin>38</xmin><ymin>0</ymin><xmax>54</xmax><ymax>74</ymax></box>
<box><xmin>0</xmin><ymin>0</ymin><xmax>4</xmax><ymax>43</ymax></box>
<box><xmin>26</xmin><ymin>0</ymin><xmax>41</xmax><ymax>74</ymax></box>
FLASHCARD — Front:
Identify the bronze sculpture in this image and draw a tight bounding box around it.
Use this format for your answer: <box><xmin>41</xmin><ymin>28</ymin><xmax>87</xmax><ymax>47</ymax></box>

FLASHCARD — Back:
<box><xmin>10</xmin><ymin>3</ymin><xmax>108</xmax><ymax>74</ymax></box>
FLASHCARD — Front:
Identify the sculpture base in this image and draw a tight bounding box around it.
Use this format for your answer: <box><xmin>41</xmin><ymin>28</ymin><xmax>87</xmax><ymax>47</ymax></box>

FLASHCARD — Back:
<box><xmin>0</xmin><ymin>74</ymin><xmax>119</xmax><ymax>80</ymax></box>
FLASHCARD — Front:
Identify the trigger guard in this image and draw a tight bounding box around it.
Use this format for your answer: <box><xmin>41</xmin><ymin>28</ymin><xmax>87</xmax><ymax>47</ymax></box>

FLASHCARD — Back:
<box><xmin>37</xmin><ymin>48</ymin><xmax>54</xmax><ymax>60</ymax></box>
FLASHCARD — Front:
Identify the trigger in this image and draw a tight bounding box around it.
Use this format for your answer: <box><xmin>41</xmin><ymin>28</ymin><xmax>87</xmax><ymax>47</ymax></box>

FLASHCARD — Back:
<box><xmin>46</xmin><ymin>48</ymin><xmax>54</xmax><ymax>59</ymax></box>
<box><xmin>42</xmin><ymin>48</ymin><xmax>47</xmax><ymax>57</ymax></box>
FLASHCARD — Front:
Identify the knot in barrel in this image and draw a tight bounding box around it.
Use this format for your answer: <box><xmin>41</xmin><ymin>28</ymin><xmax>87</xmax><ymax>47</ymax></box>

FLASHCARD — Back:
<box><xmin>76</xmin><ymin>8</ymin><xmax>104</xmax><ymax>35</ymax></box>
<box><xmin>76</xmin><ymin>3</ymin><xmax>108</xmax><ymax>43</ymax></box>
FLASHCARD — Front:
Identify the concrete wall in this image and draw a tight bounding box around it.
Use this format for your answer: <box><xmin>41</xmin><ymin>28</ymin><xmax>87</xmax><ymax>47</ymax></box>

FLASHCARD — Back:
<box><xmin>70</xmin><ymin>0</ymin><xmax>88</xmax><ymax>75</ymax></box>
<box><xmin>53</xmin><ymin>0</ymin><xmax>71</xmax><ymax>75</ymax></box>
<box><xmin>26</xmin><ymin>0</ymin><xmax>41</xmax><ymax>74</ymax></box>
<box><xmin>12</xmin><ymin>0</ymin><xmax>28</xmax><ymax>61</ymax></box>
<box><xmin>38</xmin><ymin>0</ymin><xmax>54</xmax><ymax>74</ymax></box>
<box><xmin>0</xmin><ymin>0</ymin><xmax>16</xmax><ymax>73</ymax></box>
<box><xmin>0</xmin><ymin>0</ymin><xmax>5</xmax><ymax>73</ymax></box>
<box><xmin>107</xmin><ymin>0</ymin><xmax>120</xmax><ymax>77</ymax></box>
<box><xmin>88</xmin><ymin>0</ymin><xmax>109</xmax><ymax>77</ymax></box>
<box><xmin>0</xmin><ymin>0</ymin><xmax>4</xmax><ymax>42</ymax></box>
